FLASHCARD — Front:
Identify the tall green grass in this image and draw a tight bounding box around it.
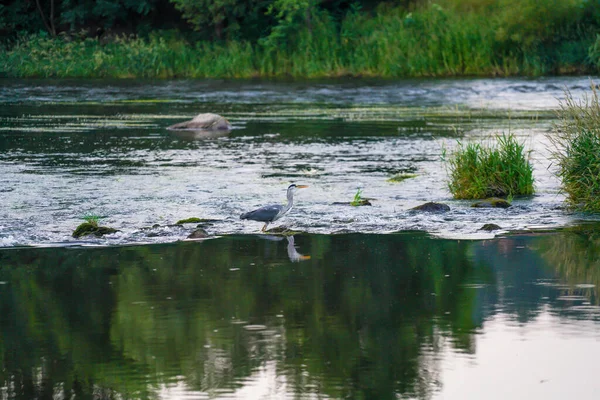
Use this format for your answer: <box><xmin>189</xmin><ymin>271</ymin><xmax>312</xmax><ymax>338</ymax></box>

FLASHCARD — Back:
<box><xmin>548</xmin><ymin>86</ymin><xmax>600</xmax><ymax>212</ymax></box>
<box><xmin>0</xmin><ymin>2</ymin><xmax>596</xmax><ymax>78</ymax></box>
<box><xmin>445</xmin><ymin>133</ymin><xmax>534</xmax><ymax>199</ymax></box>
<box><xmin>0</xmin><ymin>34</ymin><xmax>258</xmax><ymax>78</ymax></box>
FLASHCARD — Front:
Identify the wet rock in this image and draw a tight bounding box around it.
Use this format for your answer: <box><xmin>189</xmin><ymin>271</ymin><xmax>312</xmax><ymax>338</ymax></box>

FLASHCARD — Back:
<box><xmin>471</xmin><ymin>198</ymin><xmax>511</xmax><ymax>208</ymax></box>
<box><xmin>72</xmin><ymin>223</ymin><xmax>118</xmax><ymax>238</ymax></box>
<box><xmin>410</xmin><ymin>202</ymin><xmax>450</xmax><ymax>212</ymax></box>
<box><xmin>187</xmin><ymin>228</ymin><xmax>209</xmax><ymax>239</ymax></box>
<box><xmin>141</xmin><ymin>224</ymin><xmax>185</xmax><ymax>237</ymax></box>
<box><xmin>333</xmin><ymin>218</ymin><xmax>356</xmax><ymax>223</ymax></box>
<box><xmin>479</xmin><ymin>223</ymin><xmax>502</xmax><ymax>231</ymax></box>
<box><xmin>332</xmin><ymin>200</ymin><xmax>372</xmax><ymax>206</ymax></box>
<box><xmin>264</xmin><ymin>226</ymin><xmax>301</xmax><ymax>235</ymax></box>
<box><xmin>176</xmin><ymin>217</ymin><xmax>220</xmax><ymax>225</ymax></box>
<box><xmin>168</xmin><ymin>113</ymin><xmax>232</xmax><ymax>131</ymax></box>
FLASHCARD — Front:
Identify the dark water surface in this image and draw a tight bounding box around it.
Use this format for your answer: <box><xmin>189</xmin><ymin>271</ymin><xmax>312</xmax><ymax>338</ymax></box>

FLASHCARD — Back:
<box><xmin>1</xmin><ymin>232</ymin><xmax>600</xmax><ymax>400</ymax></box>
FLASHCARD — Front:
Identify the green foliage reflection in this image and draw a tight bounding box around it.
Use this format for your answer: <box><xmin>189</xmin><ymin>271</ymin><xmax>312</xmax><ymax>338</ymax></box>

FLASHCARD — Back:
<box><xmin>0</xmin><ymin>234</ymin><xmax>486</xmax><ymax>399</ymax></box>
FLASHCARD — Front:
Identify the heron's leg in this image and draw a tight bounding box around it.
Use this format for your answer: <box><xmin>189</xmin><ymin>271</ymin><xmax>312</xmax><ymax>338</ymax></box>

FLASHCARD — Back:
<box><xmin>261</xmin><ymin>223</ymin><xmax>268</xmax><ymax>232</ymax></box>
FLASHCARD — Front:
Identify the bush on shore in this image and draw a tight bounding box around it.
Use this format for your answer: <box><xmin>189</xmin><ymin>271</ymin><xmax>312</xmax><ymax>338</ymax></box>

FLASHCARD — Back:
<box><xmin>1</xmin><ymin>1</ymin><xmax>599</xmax><ymax>79</ymax></box>
<box><xmin>549</xmin><ymin>85</ymin><xmax>600</xmax><ymax>212</ymax></box>
<box><xmin>444</xmin><ymin>133</ymin><xmax>534</xmax><ymax>199</ymax></box>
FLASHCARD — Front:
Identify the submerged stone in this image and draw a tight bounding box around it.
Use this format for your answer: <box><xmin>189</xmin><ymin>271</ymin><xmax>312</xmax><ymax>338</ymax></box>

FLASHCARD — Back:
<box><xmin>479</xmin><ymin>223</ymin><xmax>502</xmax><ymax>231</ymax></box>
<box><xmin>410</xmin><ymin>202</ymin><xmax>450</xmax><ymax>212</ymax></box>
<box><xmin>387</xmin><ymin>173</ymin><xmax>418</xmax><ymax>183</ymax></box>
<box><xmin>187</xmin><ymin>228</ymin><xmax>209</xmax><ymax>239</ymax></box>
<box><xmin>167</xmin><ymin>113</ymin><xmax>232</xmax><ymax>131</ymax></box>
<box><xmin>176</xmin><ymin>217</ymin><xmax>205</xmax><ymax>224</ymax></box>
<box><xmin>72</xmin><ymin>223</ymin><xmax>118</xmax><ymax>238</ymax></box>
<box><xmin>471</xmin><ymin>198</ymin><xmax>511</xmax><ymax>208</ymax></box>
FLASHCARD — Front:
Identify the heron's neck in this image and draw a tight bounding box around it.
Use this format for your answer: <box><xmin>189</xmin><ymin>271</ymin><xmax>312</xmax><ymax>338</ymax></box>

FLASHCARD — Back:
<box><xmin>282</xmin><ymin>189</ymin><xmax>294</xmax><ymax>213</ymax></box>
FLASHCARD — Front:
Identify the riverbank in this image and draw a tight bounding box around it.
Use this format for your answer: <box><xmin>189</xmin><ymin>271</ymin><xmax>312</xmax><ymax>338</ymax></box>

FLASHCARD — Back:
<box><xmin>2</xmin><ymin>2</ymin><xmax>598</xmax><ymax>79</ymax></box>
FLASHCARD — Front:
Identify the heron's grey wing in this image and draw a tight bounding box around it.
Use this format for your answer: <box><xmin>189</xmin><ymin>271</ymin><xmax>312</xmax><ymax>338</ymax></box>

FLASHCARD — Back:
<box><xmin>240</xmin><ymin>205</ymin><xmax>283</xmax><ymax>221</ymax></box>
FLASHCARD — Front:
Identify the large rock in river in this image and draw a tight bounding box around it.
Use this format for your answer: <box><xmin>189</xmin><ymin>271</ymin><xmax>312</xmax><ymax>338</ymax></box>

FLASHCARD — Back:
<box><xmin>410</xmin><ymin>202</ymin><xmax>450</xmax><ymax>212</ymax></box>
<box><xmin>72</xmin><ymin>222</ymin><xmax>118</xmax><ymax>238</ymax></box>
<box><xmin>168</xmin><ymin>113</ymin><xmax>232</xmax><ymax>131</ymax></box>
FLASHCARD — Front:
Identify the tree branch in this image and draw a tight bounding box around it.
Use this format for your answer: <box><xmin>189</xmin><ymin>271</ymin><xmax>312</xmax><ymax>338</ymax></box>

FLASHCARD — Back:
<box><xmin>50</xmin><ymin>0</ymin><xmax>56</xmax><ymax>36</ymax></box>
<box><xmin>35</xmin><ymin>0</ymin><xmax>55</xmax><ymax>36</ymax></box>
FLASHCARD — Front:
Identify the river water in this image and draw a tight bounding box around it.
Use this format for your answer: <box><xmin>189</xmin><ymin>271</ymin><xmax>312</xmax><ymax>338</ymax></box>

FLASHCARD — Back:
<box><xmin>1</xmin><ymin>77</ymin><xmax>600</xmax><ymax>399</ymax></box>
<box><xmin>1</xmin><ymin>77</ymin><xmax>599</xmax><ymax>245</ymax></box>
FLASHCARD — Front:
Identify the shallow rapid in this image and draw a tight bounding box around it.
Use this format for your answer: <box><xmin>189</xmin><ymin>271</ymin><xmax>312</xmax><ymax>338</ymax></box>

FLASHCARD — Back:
<box><xmin>1</xmin><ymin>77</ymin><xmax>599</xmax><ymax>246</ymax></box>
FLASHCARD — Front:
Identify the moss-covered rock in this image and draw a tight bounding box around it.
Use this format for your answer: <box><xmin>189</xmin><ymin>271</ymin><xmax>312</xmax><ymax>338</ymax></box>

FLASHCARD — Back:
<box><xmin>176</xmin><ymin>217</ymin><xmax>204</xmax><ymax>224</ymax></box>
<box><xmin>264</xmin><ymin>226</ymin><xmax>303</xmax><ymax>235</ymax></box>
<box><xmin>471</xmin><ymin>198</ymin><xmax>511</xmax><ymax>208</ymax></box>
<box><xmin>176</xmin><ymin>217</ymin><xmax>220</xmax><ymax>225</ymax></box>
<box><xmin>387</xmin><ymin>173</ymin><xmax>418</xmax><ymax>183</ymax></box>
<box><xmin>410</xmin><ymin>202</ymin><xmax>450</xmax><ymax>212</ymax></box>
<box><xmin>72</xmin><ymin>223</ymin><xmax>118</xmax><ymax>238</ymax></box>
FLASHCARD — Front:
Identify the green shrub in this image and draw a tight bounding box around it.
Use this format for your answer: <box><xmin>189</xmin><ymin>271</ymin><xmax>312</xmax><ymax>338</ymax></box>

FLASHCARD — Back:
<box><xmin>548</xmin><ymin>85</ymin><xmax>600</xmax><ymax>211</ymax></box>
<box><xmin>445</xmin><ymin>133</ymin><xmax>534</xmax><ymax>199</ymax></box>
<box><xmin>1</xmin><ymin>1</ymin><xmax>598</xmax><ymax>78</ymax></box>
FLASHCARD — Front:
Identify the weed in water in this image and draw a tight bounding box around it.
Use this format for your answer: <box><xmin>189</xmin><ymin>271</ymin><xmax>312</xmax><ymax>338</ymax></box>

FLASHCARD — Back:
<box><xmin>548</xmin><ymin>85</ymin><xmax>600</xmax><ymax>211</ymax></box>
<box><xmin>350</xmin><ymin>189</ymin><xmax>364</xmax><ymax>206</ymax></box>
<box><xmin>82</xmin><ymin>214</ymin><xmax>101</xmax><ymax>227</ymax></box>
<box><xmin>445</xmin><ymin>133</ymin><xmax>534</xmax><ymax>199</ymax></box>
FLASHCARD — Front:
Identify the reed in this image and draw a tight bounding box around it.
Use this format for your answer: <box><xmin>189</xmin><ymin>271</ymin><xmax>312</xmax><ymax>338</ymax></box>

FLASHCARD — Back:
<box><xmin>445</xmin><ymin>133</ymin><xmax>534</xmax><ymax>199</ymax></box>
<box><xmin>549</xmin><ymin>86</ymin><xmax>600</xmax><ymax>212</ymax></box>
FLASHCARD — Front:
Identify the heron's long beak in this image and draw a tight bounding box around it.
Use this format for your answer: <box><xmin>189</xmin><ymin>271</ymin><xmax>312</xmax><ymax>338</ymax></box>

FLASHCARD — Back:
<box><xmin>296</xmin><ymin>185</ymin><xmax>309</xmax><ymax>188</ymax></box>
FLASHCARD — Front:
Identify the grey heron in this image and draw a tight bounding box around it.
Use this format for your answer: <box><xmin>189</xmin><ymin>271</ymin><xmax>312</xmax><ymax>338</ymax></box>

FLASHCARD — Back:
<box><xmin>240</xmin><ymin>184</ymin><xmax>308</xmax><ymax>232</ymax></box>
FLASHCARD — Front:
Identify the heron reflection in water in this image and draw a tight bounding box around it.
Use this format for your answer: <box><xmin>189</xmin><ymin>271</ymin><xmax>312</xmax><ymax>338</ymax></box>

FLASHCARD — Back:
<box><xmin>240</xmin><ymin>184</ymin><xmax>308</xmax><ymax>232</ymax></box>
<box><xmin>286</xmin><ymin>235</ymin><xmax>311</xmax><ymax>262</ymax></box>
<box><xmin>258</xmin><ymin>234</ymin><xmax>311</xmax><ymax>262</ymax></box>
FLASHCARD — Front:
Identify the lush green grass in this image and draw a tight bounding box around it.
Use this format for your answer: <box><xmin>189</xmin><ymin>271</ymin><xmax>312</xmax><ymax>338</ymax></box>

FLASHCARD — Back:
<box><xmin>549</xmin><ymin>86</ymin><xmax>600</xmax><ymax>212</ymax></box>
<box><xmin>0</xmin><ymin>34</ymin><xmax>257</xmax><ymax>78</ymax></box>
<box><xmin>445</xmin><ymin>133</ymin><xmax>534</xmax><ymax>199</ymax></box>
<box><xmin>82</xmin><ymin>214</ymin><xmax>101</xmax><ymax>227</ymax></box>
<box><xmin>1</xmin><ymin>2</ymin><xmax>597</xmax><ymax>78</ymax></box>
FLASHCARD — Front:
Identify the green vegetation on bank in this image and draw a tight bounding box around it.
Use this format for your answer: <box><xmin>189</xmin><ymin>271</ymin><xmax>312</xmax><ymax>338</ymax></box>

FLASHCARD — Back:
<box><xmin>444</xmin><ymin>133</ymin><xmax>534</xmax><ymax>199</ymax></box>
<box><xmin>1</xmin><ymin>0</ymin><xmax>600</xmax><ymax>78</ymax></box>
<box><xmin>549</xmin><ymin>86</ymin><xmax>600</xmax><ymax>212</ymax></box>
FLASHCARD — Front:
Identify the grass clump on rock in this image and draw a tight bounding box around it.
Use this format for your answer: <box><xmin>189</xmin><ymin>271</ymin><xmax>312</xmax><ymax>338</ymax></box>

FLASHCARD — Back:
<box><xmin>350</xmin><ymin>189</ymin><xmax>371</xmax><ymax>206</ymax></box>
<box><xmin>549</xmin><ymin>86</ymin><xmax>600</xmax><ymax>212</ymax></box>
<box><xmin>444</xmin><ymin>133</ymin><xmax>534</xmax><ymax>199</ymax></box>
